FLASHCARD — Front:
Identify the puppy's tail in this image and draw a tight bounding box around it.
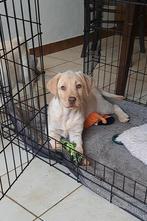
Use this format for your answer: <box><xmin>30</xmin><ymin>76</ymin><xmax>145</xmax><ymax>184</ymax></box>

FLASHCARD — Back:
<box><xmin>100</xmin><ymin>89</ymin><xmax>124</xmax><ymax>100</ymax></box>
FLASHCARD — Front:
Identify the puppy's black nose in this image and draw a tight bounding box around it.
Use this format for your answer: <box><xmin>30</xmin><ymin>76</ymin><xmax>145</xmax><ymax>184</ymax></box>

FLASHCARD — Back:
<box><xmin>68</xmin><ymin>96</ymin><xmax>76</xmax><ymax>104</ymax></box>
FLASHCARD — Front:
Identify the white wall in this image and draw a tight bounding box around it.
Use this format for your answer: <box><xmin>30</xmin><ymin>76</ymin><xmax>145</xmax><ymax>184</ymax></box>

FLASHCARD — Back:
<box><xmin>0</xmin><ymin>0</ymin><xmax>84</xmax><ymax>46</ymax></box>
<box><xmin>0</xmin><ymin>1</ymin><xmax>115</xmax><ymax>47</ymax></box>
<box><xmin>40</xmin><ymin>0</ymin><xmax>84</xmax><ymax>45</ymax></box>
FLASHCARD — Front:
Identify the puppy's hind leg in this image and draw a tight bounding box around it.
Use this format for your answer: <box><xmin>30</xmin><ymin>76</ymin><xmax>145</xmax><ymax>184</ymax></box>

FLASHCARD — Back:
<box><xmin>113</xmin><ymin>104</ymin><xmax>129</xmax><ymax>123</ymax></box>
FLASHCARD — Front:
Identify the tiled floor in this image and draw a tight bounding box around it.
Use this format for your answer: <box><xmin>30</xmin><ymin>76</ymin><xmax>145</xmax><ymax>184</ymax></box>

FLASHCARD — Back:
<box><xmin>1</xmin><ymin>36</ymin><xmax>146</xmax><ymax>220</ymax></box>
<box><xmin>0</xmin><ymin>157</ymin><xmax>139</xmax><ymax>221</ymax></box>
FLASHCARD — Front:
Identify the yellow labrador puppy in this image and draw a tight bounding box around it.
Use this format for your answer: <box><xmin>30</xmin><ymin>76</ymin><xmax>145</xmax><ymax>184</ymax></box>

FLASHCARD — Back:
<box><xmin>47</xmin><ymin>70</ymin><xmax>129</xmax><ymax>154</ymax></box>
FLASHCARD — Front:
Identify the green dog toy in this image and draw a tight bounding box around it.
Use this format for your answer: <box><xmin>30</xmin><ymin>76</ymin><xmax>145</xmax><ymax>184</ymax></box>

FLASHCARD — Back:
<box><xmin>60</xmin><ymin>138</ymin><xmax>83</xmax><ymax>164</ymax></box>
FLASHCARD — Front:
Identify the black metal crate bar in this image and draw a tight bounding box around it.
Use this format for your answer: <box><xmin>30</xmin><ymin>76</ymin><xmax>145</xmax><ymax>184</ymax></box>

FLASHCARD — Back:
<box><xmin>0</xmin><ymin>0</ymin><xmax>47</xmax><ymax>200</ymax></box>
<box><xmin>83</xmin><ymin>0</ymin><xmax>147</xmax><ymax>105</ymax></box>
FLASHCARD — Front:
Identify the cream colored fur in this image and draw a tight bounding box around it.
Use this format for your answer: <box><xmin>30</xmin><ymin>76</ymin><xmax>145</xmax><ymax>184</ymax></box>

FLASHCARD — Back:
<box><xmin>47</xmin><ymin>70</ymin><xmax>129</xmax><ymax>154</ymax></box>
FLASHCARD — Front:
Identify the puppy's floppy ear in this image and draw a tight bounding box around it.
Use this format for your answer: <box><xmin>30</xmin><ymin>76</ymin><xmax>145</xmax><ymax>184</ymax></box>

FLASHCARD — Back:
<box><xmin>46</xmin><ymin>73</ymin><xmax>61</xmax><ymax>96</ymax></box>
<box><xmin>79</xmin><ymin>73</ymin><xmax>93</xmax><ymax>96</ymax></box>
<box><xmin>83</xmin><ymin>75</ymin><xmax>94</xmax><ymax>96</ymax></box>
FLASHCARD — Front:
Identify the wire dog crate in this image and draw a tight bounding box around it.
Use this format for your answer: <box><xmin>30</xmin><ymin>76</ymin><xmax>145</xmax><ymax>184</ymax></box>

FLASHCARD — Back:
<box><xmin>83</xmin><ymin>0</ymin><xmax>147</xmax><ymax>104</ymax></box>
<box><xmin>0</xmin><ymin>0</ymin><xmax>54</xmax><ymax>199</ymax></box>
<box><xmin>0</xmin><ymin>0</ymin><xmax>147</xmax><ymax>221</ymax></box>
<box><xmin>82</xmin><ymin>0</ymin><xmax>147</xmax><ymax>219</ymax></box>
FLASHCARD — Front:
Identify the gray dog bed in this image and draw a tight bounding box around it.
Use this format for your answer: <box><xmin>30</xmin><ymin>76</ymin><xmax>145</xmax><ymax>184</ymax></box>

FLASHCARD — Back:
<box><xmin>82</xmin><ymin>101</ymin><xmax>147</xmax><ymax>220</ymax></box>
<box><xmin>84</xmin><ymin>100</ymin><xmax>147</xmax><ymax>184</ymax></box>
<box><xmin>5</xmin><ymin>100</ymin><xmax>147</xmax><ymax>221</ymax></box>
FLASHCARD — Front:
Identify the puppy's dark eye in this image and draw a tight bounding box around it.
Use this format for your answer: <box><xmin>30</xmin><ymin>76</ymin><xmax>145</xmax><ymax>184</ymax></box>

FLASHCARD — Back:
<box><xmin>61</xmin><ymin>85</ymin><xmax>66</xmax><ymax>90</ymax></box>
<box><xmin>76</xmin><ymin>84</ymin><xmax>82</xmax><ymax>89</ymax></box>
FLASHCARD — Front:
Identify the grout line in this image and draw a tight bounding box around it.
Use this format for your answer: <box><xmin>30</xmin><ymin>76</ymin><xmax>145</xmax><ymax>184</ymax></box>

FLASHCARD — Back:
<box><xmin>37</xmin><ymin>185</ymin><xmax>82</xmax><ymax>219</ymax></box>
<box><xmin>1</xmin><ymin>162</ymin><xmax>28</xmax><ymax>177</ymax></box>
<box><xmin>33</xmin><ymin>217</ymin><xmax>44</xmax><ymax>221</ymax></box>
<box><xmin>44</xmin><ymin>69</ymin><xmax>57</xmax><ymax>74</ymax></box>
<box><xmin>1</xmin><ymin>160</ymin><xmax>81</xmax><ymax>220</ymax></box>
<box><xmin>47</xmin><ymin>54</ymin><xmax>78</xmax><ymax>63</ymax></box>
<box><xmin>48</xmin><ymin>53</ymin><xmax>82</xmax><ymax>63</ymax></box>
<box><xmin>44</xmin><ymin>60</ymin><xmax>69</xmax><ymax>69</ymax></box>
<box><xmin>5</xmin><ymin>195</ymin><xmax>40</xmax><ymax>220</ymax></box>
<box><xmin>45</xmin><ymin>54</ymin><xmax>70</xmax><ymax>62</ymax></box>
<box><xmin>49</xmin><ymin>63</ymin><xmax>82</xmax><ymax>74</ymax></box>
<box><xmin>44</xmin><ymin>61</ymin><xmax>72</xmax><ymax>72</ymax></box>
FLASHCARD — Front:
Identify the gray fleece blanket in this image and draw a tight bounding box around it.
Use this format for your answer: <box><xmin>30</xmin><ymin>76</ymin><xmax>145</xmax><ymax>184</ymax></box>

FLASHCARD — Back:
<box><xmin>6</xmin><ymin>100</ymin><xmax>147</xmax><ymax>221</ymax></box>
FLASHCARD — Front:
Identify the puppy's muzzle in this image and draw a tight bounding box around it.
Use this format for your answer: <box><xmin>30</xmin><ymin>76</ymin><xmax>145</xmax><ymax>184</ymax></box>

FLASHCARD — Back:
<box><xmin>68</xmin><ymin>96</ymin><xmax>76</xmax><ymax>105</ymax></box>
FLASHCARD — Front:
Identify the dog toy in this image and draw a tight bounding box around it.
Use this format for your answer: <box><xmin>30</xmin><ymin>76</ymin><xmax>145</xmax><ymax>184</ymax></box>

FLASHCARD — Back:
<box><xmin>112</xmin><ymin>134</ymin><xmax>123</xmax><ymax>145</ymax></box>
<box><xmin>60</xmin><ymin>138</ymin><xmax>83</xmax><ymax>164</ymax></box>
<box><xmin>84</xmin><ymin>112</ymin><xmax>115</xmax><ymax>129</ymax></box>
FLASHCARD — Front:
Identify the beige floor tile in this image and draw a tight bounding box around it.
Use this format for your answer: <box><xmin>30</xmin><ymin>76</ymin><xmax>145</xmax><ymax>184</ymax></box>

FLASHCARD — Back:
<box><xmin>101</xmin><ymin>47</ymin><xmax>120</xmax><ymax>65</ymax></box>
<box><xmin>101</xmin><ymin>35</ymin><xmax>121</xmax><ymax>49</ymax></box>
<box><xmin>0</xmin><ymin>197</ymin><xmax>35</xmax><ymax>221</ymax></box>
<box><xmin>136</xmin><ymin>95</ymin><xmax>147</xmax><ymax>105</ymax></box>
<box><xmin>101</xmin><ymin>82</ymin><xmax>116</xmax><ymax>94</ymax></box>
<box><xmin>100</xmin><ymin>37</ymin><xmax>146</xmax><ymax>70</ymax></box>
<box><xmin>73</xmin><ymin>58</ymin><xmax>83</xmax><ymax>65</ymax></box>
<box><xmin>93</xmin><ymin>66</ymin><xmax>117</xmax><ymax>91</ymax></box>
<box><xmin>1</xmin><ymin>163</ymin><xmax>29</xmax><ymax>198</ymax></box>
<box><xmin>33</xmin><ymin>219</ymin><xmax>43</xmax><ymax>221</ymax></box>
<box><xmin>97</xmin><ymin>64</ymin><xmax>118</xmax><ymax>75</ymax></box>
<box><xmin>74</xmin><ymin>58</ymin><xmax>105</xmax><ymax>68</ymax></box>
<box><xmin>49</xmin><ymin>48</ymin><xmax>81</xmax><ymax>62</ymax></box>
<box><xmin>108</xmin><ymin>53</ymin><xmax>147</xmax><ymax>75</ymax></box>
<box><xmin>129</xmin><ymin>71</ymin><xmax>147</xmax><ymax>82</ymax></box>
<box><xmin>125</xmin><ymin>76</ymin><xmax>147</xmax><ymax>101</ymax></box>
<box><xmin>38</xmin><ymin>56</ymin><xmax>66</xmax><ymax>70</ymax></box>
<box><xmin>131</xmin><ymin>52</ymin><xmax>147</xmax><ymax>73</ymax></box>
<box><xmin>72</xmin><ymin>45</ymin><xmax>83</xmax><ymax>51</ymax></box>
<box><xmin>41</xmin><ymin>186</ymin><xmax>138</xmax><ymax>221</ymax></box>
<box><xmin>0</xmin><ymin>140</ymin><xmax>32</xmax><ymax>176</ymax></box>
<box><xmin>45</xmin><ymin>69</ymin><xmax>57</xmax><ymax>78</ymax></box>
<box><xmin>69</xmin><ymin>45</ymin><xmax>83</xmax><ymax>54</ymax></box>
<box><xmin>6</xmin><ymin>159</ymin><xmax>80</xmax><ymax>216</ymax></box>
<box><xmin>50</xmin><ymin>62</ymin><xmax>82</xmax><ymax>74</ymax></box>
<box><xmin>93</xmin><ymin>61</ymin><xmax>147</xmax><ymax>104</ymax></box>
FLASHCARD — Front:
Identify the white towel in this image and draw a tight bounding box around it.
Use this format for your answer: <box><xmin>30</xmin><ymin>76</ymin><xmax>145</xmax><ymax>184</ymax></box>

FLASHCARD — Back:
<box><xmin>116</xmin><ymin>124</ymin><xmax>147</xmax><ymax>165</ymax></box>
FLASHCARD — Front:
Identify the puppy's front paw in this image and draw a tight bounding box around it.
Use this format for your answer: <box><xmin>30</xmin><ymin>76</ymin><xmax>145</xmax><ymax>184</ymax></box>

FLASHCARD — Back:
<box><xmin>75</xmin><ymin>146</ymin><xmax>91</xmax><ymax>166</ymax></box>
<box><xmin>82</xmin><ymin>157</ymin><xmax>90</xmax><ymax>166</ymax></box>
<box><xmin>50</xmin><ymin>139</ymin><xmax>62</xmax><ymax>150</ymax></box>
<box><xmin>118</xmin><ymin>113</ymin><xmax>129</xmax><ymax>123</ymax></box>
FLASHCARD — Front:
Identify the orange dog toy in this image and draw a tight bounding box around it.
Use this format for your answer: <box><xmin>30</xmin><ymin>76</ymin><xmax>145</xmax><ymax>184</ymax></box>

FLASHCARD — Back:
<box><xmin>84</xmin><ymin>112</ymin><xmax>113</xmax><ymax>129</ymax></box>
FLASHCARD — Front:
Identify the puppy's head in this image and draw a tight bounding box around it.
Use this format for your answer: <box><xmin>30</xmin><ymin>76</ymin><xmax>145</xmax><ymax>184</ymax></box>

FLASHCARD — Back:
<box><xmin>47</xmin><ymin>70</ymin><xmax>93</xmax><ymax>109</ymax></box>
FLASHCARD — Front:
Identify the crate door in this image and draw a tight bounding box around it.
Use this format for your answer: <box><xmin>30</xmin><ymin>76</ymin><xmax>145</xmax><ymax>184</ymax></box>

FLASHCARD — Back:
<box><xmin>83</xmin><ymin>0</ymin><xmax>120</xmax><ymax>76</ymax></box>
<box><xmin>0</xmin><ymin>0</ymin><xmax>49</xmax><ymax>200</ymax></box>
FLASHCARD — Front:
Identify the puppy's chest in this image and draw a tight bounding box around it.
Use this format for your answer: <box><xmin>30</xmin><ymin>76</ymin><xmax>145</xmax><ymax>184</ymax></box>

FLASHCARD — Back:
<box><xmin>49</xmin><ymin>98</ymin><xmax>84</xmax><ymax>131</ymax></box>
<box><xmin>55</xmin><ymin>111</ymin><xmax>82</xmax><ymax>131</ymax></box>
